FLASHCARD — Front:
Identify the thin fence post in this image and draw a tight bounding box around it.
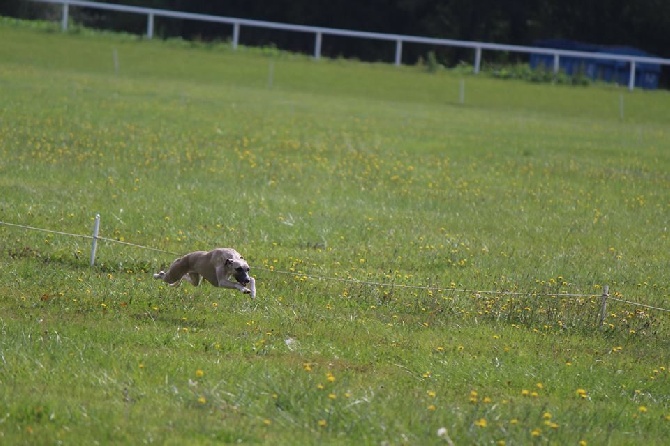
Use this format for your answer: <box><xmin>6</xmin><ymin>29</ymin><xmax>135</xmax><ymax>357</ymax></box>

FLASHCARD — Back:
<box><xmin>598</xmin><ymin>285</ymin><xmax>609</xmax><ymax>329</ymax></box>
<box><xmin>147</xmin><ymin>12</ymin><xmax>154</xmax><ymax>39</ymax></box>
<box><xmin>314</xmin><ymin>32</ymin><xmax>322</xmax><ymax>60</ymax></box>
<box><xmin>473</xmin><ymin>47</ymin><xmax>482</xmax><ymax>74</ymax></box>
<box><xmin>394</xmin><ymin>40</ymin><xmax>402</xmax><ymax>66</ymax></box>
<box><xmin>90</xmin><ymin>214</ymin><xmax>100</xmax><ymax>266</ymax></box>
<box><xmin>61</xmin><ymin>2</ymin><xmax>69</xmax><ymax>31</ymax></box>
<box><xmin>232</xmin><ymin>22</ymin><xmax>240</xmax><ymax>50</ymax></box>
<box><xmin>628</xmin><ymin>61</ymin><xmax>636</xmax><ymax>91</ymax></box>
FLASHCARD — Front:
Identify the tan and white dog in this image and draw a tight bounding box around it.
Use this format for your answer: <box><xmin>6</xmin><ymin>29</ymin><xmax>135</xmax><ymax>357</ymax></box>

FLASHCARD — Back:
<box><xmin>153</xmin><ymin>248</ymin><xmax>256</xmax><ymax>298</ymax></box>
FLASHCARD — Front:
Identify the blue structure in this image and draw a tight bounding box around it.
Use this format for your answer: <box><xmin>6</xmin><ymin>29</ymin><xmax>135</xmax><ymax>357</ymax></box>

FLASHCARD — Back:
<box><xmin>530</xmin><ymin>39</ymin><xmax>660</xmax><ymax>89</ymax></box>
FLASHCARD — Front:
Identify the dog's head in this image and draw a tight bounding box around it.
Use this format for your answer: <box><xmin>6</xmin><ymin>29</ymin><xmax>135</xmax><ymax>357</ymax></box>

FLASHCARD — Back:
<box><xmin>227</xmin><ymin>258</ymin><xmax>251</xmax><ymax>285</ymax></box>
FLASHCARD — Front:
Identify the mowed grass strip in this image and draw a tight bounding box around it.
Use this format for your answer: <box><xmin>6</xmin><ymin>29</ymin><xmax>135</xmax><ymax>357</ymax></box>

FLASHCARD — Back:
<box><xmin>1</xmin><ymin>20</ymin><xmax>669</xmax><ymax>445</ymax></box>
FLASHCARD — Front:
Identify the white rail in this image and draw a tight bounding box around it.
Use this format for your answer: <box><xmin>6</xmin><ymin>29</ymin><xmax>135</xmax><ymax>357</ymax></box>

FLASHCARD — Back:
<box><xmin>29</xmin><ymin>0</ymin><xmax>670</xmax><ymax>90</ymax></box>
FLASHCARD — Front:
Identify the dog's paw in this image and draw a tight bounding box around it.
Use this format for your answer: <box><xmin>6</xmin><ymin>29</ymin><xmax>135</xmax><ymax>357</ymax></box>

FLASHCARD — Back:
<box><xmin>241</xmin><ymin>288</ymin><xmax>251</xmax><ymax>294</ymax></box>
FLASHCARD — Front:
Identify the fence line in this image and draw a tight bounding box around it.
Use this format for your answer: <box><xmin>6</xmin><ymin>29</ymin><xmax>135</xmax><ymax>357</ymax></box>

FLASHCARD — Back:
<box><xmin>2</xmin><ymin>218</ymin><xmax>669</xmax><ymax>316</ymax></box>
<box><xmin>27</xmin><ymin>0</ymin><xmax>670</xmax><ymax>91</ymax></box>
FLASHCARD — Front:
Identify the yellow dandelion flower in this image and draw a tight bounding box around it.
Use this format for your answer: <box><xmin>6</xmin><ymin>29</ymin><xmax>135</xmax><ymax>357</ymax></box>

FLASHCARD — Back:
<box><xmin>510</xmin><ymin>419</ymin><xmax>519</xmax><ymax>425</ymax></box>
<box><xmin>531</xmin><ymin>428</ymin><xmax>542</xmax><ymax>437</ymax></box>
<box><xmin>474</xmin><ymin>418</ymin><xmax>487</xmax><ymax>428</ymax></box>
<box><xmin>197</xmin><ymin>396</ymin><xmax>206</xmax><ymax>404</ymax></box>
<box><xmin>427</xmin><ymin>404</ymin><xmax>437</xmax><ymax>411</ymax></box>
<box><xmin>521</xmin><ymin>389</ymin><xmax>530</xmax><ymax>397</ymax></box>
<box><xmin>638</xmin><ymin>406</ymin><xmax>648</xmax><ymax>413</ymax></box>
<box><xmin>263</xmin><ymin>419</ymin><xmax>272</xmax><ymax>426</ymax></box>
<box><xmin>536</xmin><ymin>382</ymin><xmax>544</xmax><ymax>389</ymax></box>
<box><xmin>579</xmin><ymin>441</ymin><xmax>588</xmax><ymax>446</ymax></box>
<box><xmin>195</xmin><ymin>369</ymin><xmax>204</xmax><ymax>378</ymax></box>
<box><xmin>427</xmin><ymin>390</ymin><xmax>436</xmax><ymax>398</ymax></box>
<box><xmin>328</xmin><ymin>393</ymin><xmax>337</xmax><ymax>400</ymax></box>
<box><xmin>326</xmin><ymin>372</ymin><xmax>336</xmax><ymax>382</ymax></box>
<box><xmin>543</xmin><ymin>412</ymin><xmax>552</xmax><ymax>419</ymax></box>
<box><xmin>576</xmin><ymin>388</ymin><xmax>588</xmax><ymax>398</ymax></box>
<box><xmin>318</xmin><ymin>419</ymin><xmax>327</xmax><ymax>427</ymax></box>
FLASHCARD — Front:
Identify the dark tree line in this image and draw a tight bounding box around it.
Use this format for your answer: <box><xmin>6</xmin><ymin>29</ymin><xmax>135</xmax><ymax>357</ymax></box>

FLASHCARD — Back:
<box><xmin>5</xmin><ymin>0</ymin><xmax>670</xmax><ymax>64</ymax></box>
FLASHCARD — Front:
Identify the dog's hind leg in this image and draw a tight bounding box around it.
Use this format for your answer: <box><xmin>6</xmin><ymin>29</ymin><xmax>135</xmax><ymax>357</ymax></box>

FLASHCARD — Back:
<box><xmin>155</xmin><ymin>255</ymin><xmax>191</xmax><ymax>286</ymax></box>
<box><xmin>183</xmin><ymin>272</ymin><xmax>202</xmax><ymax>286</ymax></box>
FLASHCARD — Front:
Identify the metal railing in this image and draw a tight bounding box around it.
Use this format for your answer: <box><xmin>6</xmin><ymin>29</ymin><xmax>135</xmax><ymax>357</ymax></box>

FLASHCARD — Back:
<box><xmin>28</xmin><ymin>0</ymin><xmax>670</xmax><ymax>90</ymax></box>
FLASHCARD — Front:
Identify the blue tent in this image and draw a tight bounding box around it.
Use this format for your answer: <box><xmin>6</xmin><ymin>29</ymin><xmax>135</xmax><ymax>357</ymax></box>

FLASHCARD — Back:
<box><xmin>588</xmin><ymin>47</ymin><xmax>660</xmax><ymax>89</ymax></box>
<box><xmin>530</xmin><ymin>40</ymin><xmax>661</xmax><ymax>89</ymax></box>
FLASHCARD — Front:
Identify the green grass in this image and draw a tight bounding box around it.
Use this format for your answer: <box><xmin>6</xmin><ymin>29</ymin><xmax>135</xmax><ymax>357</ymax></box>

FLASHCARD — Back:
<box><xmin>1</xmin><ymin>19</ymin><xmax>669</xmax><ymax>445</ymax></box>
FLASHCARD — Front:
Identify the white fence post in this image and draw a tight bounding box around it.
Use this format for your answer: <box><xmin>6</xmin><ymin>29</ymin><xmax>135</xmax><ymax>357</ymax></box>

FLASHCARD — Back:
<box><xmin>90</xmin><ymin>214</ymin><xmax>100</xmax><ymax>266</ymax></box>
<box><xmin>474</xmin><ymin>46</ymin><xmax>482</xmax><ymax>74</ymax></box>
<box><xmin>232</xmin><ymin>22</ymin><xmax>240</xmax><ymax>50</ymax></box>
<box><xmin>314</xmin><ymin>32</ymin><xmax>322</xmax><ymax>60</ymax></box>
<box><xmin>61</xmin><ymin>1</ymin><xmax>69</xmax><ymax>31</ymax></box>
<box><xmin>553</xmin><ymin>53</ymin><xmax>560</xmax><ymax>75</ymax></box>
<box><xmin>147</xmin><ymin>12</ymin><xmax>154</xmax><ymax>39</ymax></box>
<box><xmin>394</xmin><ymin>40</ymin><xmax>402</xmax><ymax>66</ymax></box>
<box><xmin>628</xmin><ymin>61</ymin><xmax>636</xmax><ymax>91</ymax></box>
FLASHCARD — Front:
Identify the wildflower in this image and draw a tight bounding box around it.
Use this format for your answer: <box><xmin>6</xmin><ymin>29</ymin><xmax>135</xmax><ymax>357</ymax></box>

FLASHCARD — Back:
<box><xmin>318</xmin><ymin>419</ymin><xmax>327</xmax><ymax>427</ymax></box>
<box><xmin>195</xmin><ymin>369</ymin><xmax>204</xmax><ymax>378</ymax></box>
<box><xmin>576</xmin><ymin>388</ymin><xmax>588</xmax><ymax>399</ymax></box>
<box><xmin>427</xmin><ymin>404</ymin><xmax>437</xmax><ymax>411</ymax></box>
<box><xmin>328</xmin><ymin>393</ymin><xmax>337</xmax><ymax>400</ymax></box>
<box><xmin>303</xmin><ymin>363</ymin><xmax>312</xmax><ymax>372</ymax></box>
<box><xmin>437</xmin><ymin>427</ymin><xmax>448</xmax><ymax>437</ymax></box>
<box><xmin>263</xmin><ymin>419</ymin><xmax>272</xmax><ymax>426</ymax></box>
<box><xmin>531</xmin><ymin>428</ymin><xmax>542</xmax><ymax>437</ymax></box>
<box><xmin>536</xmin><ymin>382</ymin><xmax>544</xmax><ymax>390</ymax></box>
<box><xmin>638</xmin><ymin>406</ymin><xmax>648</xmax><ymax>413</ymax></box>
<box><xmin>474</xmin><ymin>418</ymin><xmax>487</xmax><ymax>428</ymax></box>
<box><xmin>326</xmin><ymin>372</ymin><xmax>336</xmax><ymax>382</ymax></box>
<box><xmin>579</xmin><ymin>441</ymin><xmax>588</xmax><ymax>446</ymax></box>
<box><xmin>427</xmin><ymin>390</ymin><xmax>436</xmax><ymax>398</ymax></box>
<box><xmin>521</xmin><ymin>389</ymin><xmax>530</xmax><ymax>397</ymax></box>
<box><xmin>197</xmin><ymin>396</ymin><xmax>206</xmax><ymax>404</ymax></box>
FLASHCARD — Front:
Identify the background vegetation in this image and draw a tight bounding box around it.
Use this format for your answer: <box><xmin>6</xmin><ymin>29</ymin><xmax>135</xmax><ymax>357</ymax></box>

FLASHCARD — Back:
<box><xmin>1</xmin><ymin>19</ymin><xmax>669</xmax><ymax>445</ymax></box>
<box><xmin>3</xmin><ymin>1</ymin><xmax>670</xmax><ymax>74</ymax></box>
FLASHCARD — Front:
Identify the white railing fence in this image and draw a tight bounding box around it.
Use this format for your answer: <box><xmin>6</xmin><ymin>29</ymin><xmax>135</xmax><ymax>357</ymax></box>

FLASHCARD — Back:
<box><xmin>26</xmin><ymin>0</ymin><xmax>670</xmax><ymax>90</ymax></box>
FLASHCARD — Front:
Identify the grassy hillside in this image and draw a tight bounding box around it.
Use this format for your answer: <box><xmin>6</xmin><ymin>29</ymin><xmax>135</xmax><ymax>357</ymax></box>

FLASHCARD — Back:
<box><xmin>1</xmin><ymin>19</ymin><xmax>669</xmax><ymax>445</ymax></box>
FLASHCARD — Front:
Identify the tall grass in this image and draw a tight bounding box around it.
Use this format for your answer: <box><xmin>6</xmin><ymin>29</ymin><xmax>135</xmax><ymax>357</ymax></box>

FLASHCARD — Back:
<box><xmin>1</xmin><ymin>20</ymin><xmax>669</xmax><ymax>445</ymax></box>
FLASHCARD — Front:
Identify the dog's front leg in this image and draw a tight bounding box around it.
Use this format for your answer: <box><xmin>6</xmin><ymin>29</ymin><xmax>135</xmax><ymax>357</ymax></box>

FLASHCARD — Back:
<box><xmin>218</xmin><ymin>278</ymin><xmax>252</xmax><ymax>294</ymax></box>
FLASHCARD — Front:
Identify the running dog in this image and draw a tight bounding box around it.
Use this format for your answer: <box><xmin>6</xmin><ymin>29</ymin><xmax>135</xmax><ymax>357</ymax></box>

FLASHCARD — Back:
<box><xmin>153</xmin><ymin>248</ymin><xmax>256</xmax><ymax>298</ymax></box>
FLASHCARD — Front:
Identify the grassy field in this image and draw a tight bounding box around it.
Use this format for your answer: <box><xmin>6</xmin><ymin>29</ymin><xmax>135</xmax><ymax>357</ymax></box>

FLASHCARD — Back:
<box><xmin>1</xmin><ymin>19</ymin><xmax>669</xmax><ymax>445</ymax></box>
